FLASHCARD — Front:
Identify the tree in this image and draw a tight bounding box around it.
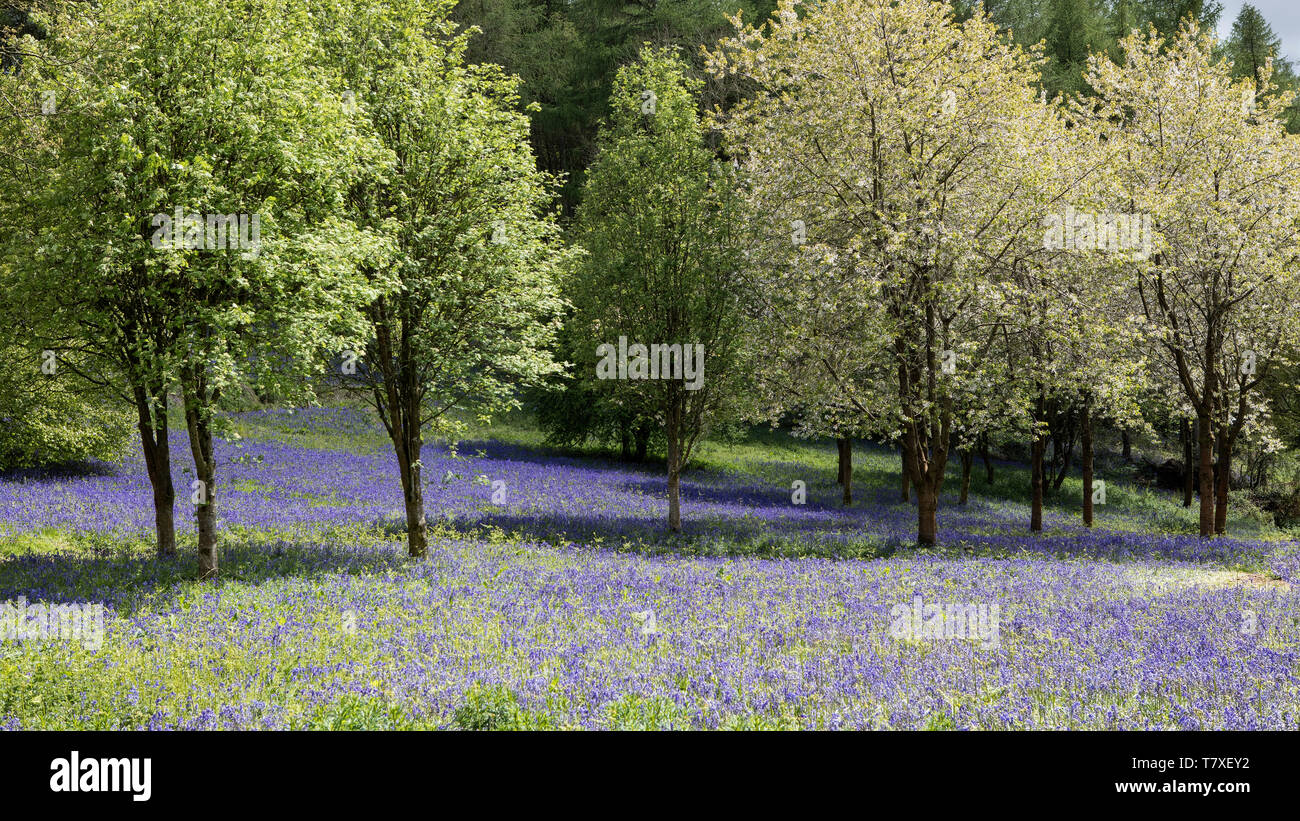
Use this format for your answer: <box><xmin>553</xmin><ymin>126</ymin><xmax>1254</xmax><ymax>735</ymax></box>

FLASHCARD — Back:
<box><xmin>570</xmin><ymin>45</ymin><xmax>749</xmax><ymax>532</ymax></box>
<box><xmin>2</xmin><ymin>0</ymin><xmax>382</xmax><ymax>574</ymax></box>
<box><xmin>732</xmin><ymin>181</ymin><xmax>897</xmax><ymax>509</ymax></box>
<box><xmin>534</xmin><ymin>322</ymin><xmax>660</xmax><ymax>461</ymax></box>
<box><xmin>1042</xmin><ymin>0</ymin><xmax>1112</xmax><ymax>96</ymax></box>
<box><xmin>987</xmin><ymin>94</ymin><xmax>1151</xmax><ymax>531</ymax></box>
<box><xmin>0</xmin><ymin>345</ymin><xmax>132</xmax><ymax>470</ymax></box>
<box><xmin>1224</xmin><ymin>3</ymin><xmax>1300</xmax><ymax>131</ymax></box>
<box><xmin>324</xmin><ymin>0</ymin><xmax>572</xmax><ymax>557</ymax></box>
<box><xmin>1134</xmin><ymin>0</ymin><xmax>1221</xmax><ymax>37</ymax></box>
<box><xmin>710</xmin><ymin>0</ymin><xmax>1058</xmax><ymax>545</ymax></box>
<box><xmin>446</xmin><ymin>0</ymin><xmax>778</xmax><ymax>214</ymax></box>
<box><xmin>1085</xmin><ymin>21</ymin><xmax>1300</xmax><ymax>536</ymax></box>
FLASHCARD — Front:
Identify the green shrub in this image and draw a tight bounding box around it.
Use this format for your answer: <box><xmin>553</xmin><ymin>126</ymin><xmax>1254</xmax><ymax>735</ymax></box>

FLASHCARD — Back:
<box><xmin>0</xmin><ymin>352</ymin><xmax>132</xmax><ymax>470</ymax></box>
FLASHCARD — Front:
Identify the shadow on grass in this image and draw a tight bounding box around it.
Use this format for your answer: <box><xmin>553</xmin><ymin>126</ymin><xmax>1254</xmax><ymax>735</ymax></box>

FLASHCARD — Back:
<box><xmin>450</xmin><ymin>437</ymin><xmax>670</xmax><ymax>477</ymax></box>
<box><xmin>2</xmin><ymin>430</ymin><xmax>1291</xmax><ymax>612</ymax></box>
<box><xmin>0</xmin><ymin>531</ymin><xmax>413</xmax><ymax>614</ymax></box>
<box><xmin>0</xmin><ymin>459</ymin><xmax>122</xmax><ymax>482</ymax></box>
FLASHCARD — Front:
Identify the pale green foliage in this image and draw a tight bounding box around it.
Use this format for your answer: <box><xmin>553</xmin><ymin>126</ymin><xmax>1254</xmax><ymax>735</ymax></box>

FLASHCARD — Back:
<box><xmin>709</xmin><ymin>0</ymin><xmax>1058</xmax><ymax>462</ymax></box>
<box><xmin>1086</xmin><ymin>21</ymin><xmax>1300</xmax><ymax>436</ymax></box>
<box><xmin>320</xmin><ymin>0</ymin><xmax>573</xmax><ymax>441</ymax></box>
<box><xmin>3</xmin><ymin>0</ymin><xmax>389</xmax><ymax>407</ymax></box>
<box><xmin>0</xmin><ymin>0</ymin><xmax>393</xmax><ymax>568</ymax></box>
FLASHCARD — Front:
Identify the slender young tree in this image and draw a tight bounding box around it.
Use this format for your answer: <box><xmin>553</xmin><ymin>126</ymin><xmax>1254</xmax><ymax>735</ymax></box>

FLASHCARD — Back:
<box><xmin>324</xmin><ymin>0</ymin><xmax>572</xmax><ymax>556</ymax></box>
<box><xmin>571</xmin><ymin>46</ymin><xmax>750</xmax><ymax>532</ymax></box>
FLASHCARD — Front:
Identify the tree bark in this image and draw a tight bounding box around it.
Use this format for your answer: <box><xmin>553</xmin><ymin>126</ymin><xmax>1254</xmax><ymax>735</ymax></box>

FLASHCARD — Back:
<box><xmin>1215</xmin><ymin>424</ymin><xmax>1231</xmax><ymax>536</ymax></box>
<box><xmin>634</xmin><ymin>422</ymin><xmax>650</xmax><ymax>462</ymax></box>
<box><xmin>1030</xmin><ymin>392</ymin><xmax>1045</xmax><ymax>532</ymax></box>
<box><xmin>370</xmin><ymin>298</ymin><xmax>429</xmax><ymax>557</ymax></box>
<box><xmin>1181</xmin><ymin>417</ymin><xmax>1194</xmax><ymax>507</ymax></box>
<box><xmin>917</xmin><ymin>483</ymin><xmax>938</xmax><ymax>544</ymax></box>
<box><xmin>192</xmin><ymin>433</ymin><xmax>217</xmax><ymax>579</ymax></box>
<box><xmin>836</xmin><ymin>437</ymin><xmax>847</xmax><ymax>485</ymax></box>
<box><xmin>1196</xmin><ymin>408</ymin><xmax>1216</xmax><ymax>536</ymax></box>
<box><xmin>666</xmin><ymin>390</ymin><xmax>682</xmax><ymax>532</ymax></box>
<box><xmin>1050</xmin><ymin>418</ymin><xmax>1074</xmax><ymax>492</ymax></box>
<box><xmin>133</xmin><ymin>385</ymin><xmax>176</xmax><ymax>557</ymax></box>
<box><xmin>894</xmin><ymin>283</ymin><xmax>951</xmax><ymax>546</ymax></box>
<box><xmin>1081</xmin><ymin>397</ymin><xmax>1094</xmax><ymax>528</ymax></box>
<box><xmin>900</xmin><ymin>392</ymin><xmax>949</xmax><ymax>545</ymax></box>
<box><xmin>901</xmin><ymin>416</ymin><xmax>947</xmax><ymax>545</ymax></box>
<box><xmin>1121</xmin><ymin>428</ymin><xmax>1132</xmax><ymax>461</ymax></box>
<box><xmin>181</xmin><ymin>368</ymin><xmax>218</xmax><ymax>579</ymax></box>
<box><xmin>381</xmin><ymin>387</ymin><xmax>428</xmax><ymax>557</ymax></box>
<box><xmin>395</xmin><ymin>432</ymin><xmax>427</xmax><ymax>557</ymax></box>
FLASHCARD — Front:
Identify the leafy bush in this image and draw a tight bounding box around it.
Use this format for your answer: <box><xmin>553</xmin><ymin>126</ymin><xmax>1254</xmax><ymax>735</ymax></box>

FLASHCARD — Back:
<box><xmin>0</xmin><ymin>351</ymin><xmax>132</xmax><ymax>470</ymax></box>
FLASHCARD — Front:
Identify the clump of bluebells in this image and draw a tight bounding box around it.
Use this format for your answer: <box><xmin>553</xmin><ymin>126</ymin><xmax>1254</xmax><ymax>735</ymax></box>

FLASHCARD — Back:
<box><xmin>0</xmin><ymin>407</ymin><xmax>1296</xmax><ymax>730</ymax></box>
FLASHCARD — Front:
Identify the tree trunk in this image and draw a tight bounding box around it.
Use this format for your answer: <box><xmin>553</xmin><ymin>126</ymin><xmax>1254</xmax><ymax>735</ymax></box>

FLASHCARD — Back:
<box><xmin>899</xmin><ymin>411</ymin><xmax>947</xmax><ymax>546</ymax></box>
<box><xmin>895</xmin><ymin>299</ymin><xmax>951</xmax><ymax>546</ymax></box>
<box><xmin>402</xmin><ymin>448</ymin><xmax>427</xmax><ymax>557</ymax></box>
<box><xmin>1081</xmin><ymin>397</ymin><xmax>1094</xmax><ymax>528</ymax></box>
<box><xmin>1121</xmin><ymin>428</ymin><xmax>1132</xmax><ymax>461</ymax></box>
<box><xmin>134</xmin><ymin>386</ymin><xmax>176</xmax><ymax>557</ymax></box>
<box><xmin>1196</xmin><ymin>409</ymin><xmax>1216</xmax><ymax>537</ymax></box>
<box><xmin>634</xmin><ymin>422</ymin><xmax>650</xmax><ymax>462</ymax></box>
<box><xmin>959</xmin><ymin>449</ymin><xmax>972</xmax><ymax>505</ymax></box>
<box><xmin>1051</xmin><ymin>427</ymin><xmax>1074</xmax><ymax>492</ymax></box>
<box><xmin>193</xmin><ymin>448</ymin><xmax>217</xmax><ymax>579</ymax></box>
<box><xmin>901</xmin><ymin>407</ymin><xmax>949</xmax><ymax>546</ymax></box>
<box><xmin>620</xmin><ymin>425</ymin><xmax>631</xmax><ymax>461</ymax></box>
<box><xmin>1031</xmin><ymin>434</ymin><xmax>1045</xmax><ymax>532</ymax></box>
<box><xmin>391</xmin><ymin>423</ymin><xmax>427</xmax><ymax>557</ymax></box>
<box><xmin>1031</xmin><ymin>394</ymin><xmax>1045</xmax><ymax>532</ymax></box>
<box><xmin>1215</xmin><ymin>426</ymin><xmax>1231</xmax><ymax>536</ymax></box>
<box><xmin>979</xmin><ymin>432</ymin><xmax>994</xmax><ymax>485</ymax></box>
<box><xmin>666</xmin><ymin>393</ymin><xmax>682</xmax><ymax>532</ymax></box>
<box><xmin>899</xmin><ymin>446</ymin><xmax>910</xmax><ymax>502</ymax></box>
<box><xmin>370</xmin><ymin>298</ymin><xmax>431</xmax><ymax>557</ymax></box>
<box><xmin>1181</xmin><ymin>417</ymin><xmax>1194</xmax><ymax>507</ymax></box>
<box><xmin>917</xmin><ymin>483</ymin><xmax>937</xmax><ymax>545</ymax></box>
<box><xmin>836</xmin><ymin>437</ymin><xmax>846</xmax><ymax>485</ymax></box>
<box><xmin>181</xmin><ymin>373</ymin><xmax>218</xmax><ymax>580</ymax></box>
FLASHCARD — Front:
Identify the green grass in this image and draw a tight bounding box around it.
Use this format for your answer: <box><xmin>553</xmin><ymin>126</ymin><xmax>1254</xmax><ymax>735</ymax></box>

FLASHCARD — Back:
<box><xmin>0</xmin><ymin>529</ymin><xmax>76</xmax><ymax>557</ymax></box>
